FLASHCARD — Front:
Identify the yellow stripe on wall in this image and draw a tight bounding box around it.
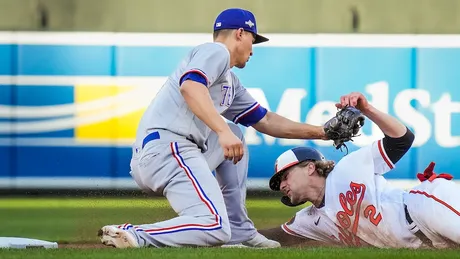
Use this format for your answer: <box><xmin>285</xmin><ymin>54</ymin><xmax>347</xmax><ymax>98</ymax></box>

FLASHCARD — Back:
<box><xmin>74</xmin><ymin>85</ymin><xmax>144</xmax><ymax>140</ymax></box>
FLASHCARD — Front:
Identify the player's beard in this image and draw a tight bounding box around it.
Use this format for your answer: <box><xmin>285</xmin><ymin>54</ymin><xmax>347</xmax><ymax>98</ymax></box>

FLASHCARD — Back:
<box><xmin>289</xmin><ymin>192</ymin><xmax>302</xmax><ymax>205</ymax></box>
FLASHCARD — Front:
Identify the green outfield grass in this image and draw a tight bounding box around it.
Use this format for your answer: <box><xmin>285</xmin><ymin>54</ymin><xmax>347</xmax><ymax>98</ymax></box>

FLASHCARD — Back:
<box><xmin>1</xmin><ymin>197</ymin><xmax>459</xmax><ymax>259</ymax></box>
<box><xmin>0</xmin><ymin>197</ymin><xmax>301</xmax><ymax>243</ymax></box>
<box><xmin>3</xmin><ymin>247</ymin><xmax>460</xmax><ymax>259</ymax></box>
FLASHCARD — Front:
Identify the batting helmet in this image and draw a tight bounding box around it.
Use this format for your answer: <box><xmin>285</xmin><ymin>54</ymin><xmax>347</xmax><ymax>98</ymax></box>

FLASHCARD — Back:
<box><xmin>269</xmin><ymin>146</ymin><xmax>326</xmax><ymax>207</ymax></box>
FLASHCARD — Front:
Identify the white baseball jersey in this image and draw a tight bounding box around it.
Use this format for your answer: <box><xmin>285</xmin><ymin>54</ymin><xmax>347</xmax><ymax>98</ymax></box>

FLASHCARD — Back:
<box><xmin>404</xmin><ymin>177</ymin><xmax>460</xmax><ymax>248</ymax></box>
<box><xmin>281</xmin><ymin>204</ymin><xmax>346</xmax><ymax>246</ymax></box>
<box><xmin>282</xmin><ymin>140</ymin><xmax>422</xmax><ymax>248</ymax></box>
<box><xmin>322</xmin><ymin>140</ymin><xmax>421</xmax><ymax>248</ymax></box>
<box><xmin>135</xmin><ymin>42</ymin><xmax>266</xmax><ymax>151</ymax></box>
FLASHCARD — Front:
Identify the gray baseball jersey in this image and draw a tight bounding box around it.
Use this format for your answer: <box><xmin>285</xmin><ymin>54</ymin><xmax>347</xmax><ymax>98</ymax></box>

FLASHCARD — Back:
<box><xmin>135</xmin><ymin>42</ymin><xmax>267</xmax><ymax>152</ymax></box>
<box><xmin>118</xmin><ymin>42</ymin><xmax>268</xmax><ymax>247</ymax></box>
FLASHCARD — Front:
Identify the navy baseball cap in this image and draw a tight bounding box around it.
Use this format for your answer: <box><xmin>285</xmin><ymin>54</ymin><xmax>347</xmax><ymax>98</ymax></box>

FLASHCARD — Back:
<box><xmin>270</xmin><ymin>147</ymin><xmax>327</xmax><ymax>207</ymax></box>
<box><xmin>214</xmin><ymin>8</ymin><xmax>269</xmax><ymax>44</ymax></box>
<box><xmin>269</xmin><ymin>147</ymin><xmax>326</xmax><ymax>191</ymax></box>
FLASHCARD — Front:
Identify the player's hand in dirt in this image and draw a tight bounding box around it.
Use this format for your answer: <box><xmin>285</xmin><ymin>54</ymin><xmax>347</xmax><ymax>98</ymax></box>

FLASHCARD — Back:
<box><xmin>218</xmin><ymin>130</ymin><xmax>244</xmax><ymax>164</ymax></box>
<box><xmin>336</xmin><ymin>92</ymin><xmax>371</xmax><ymax>113</ymax></box>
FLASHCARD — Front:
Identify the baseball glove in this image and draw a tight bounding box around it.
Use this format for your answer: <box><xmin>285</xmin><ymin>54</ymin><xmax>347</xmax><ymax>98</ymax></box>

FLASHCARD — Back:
<box><xmin>323</xmin><ymin>105</ymin><xmax>365</xmax><ymax>152</ymax></box>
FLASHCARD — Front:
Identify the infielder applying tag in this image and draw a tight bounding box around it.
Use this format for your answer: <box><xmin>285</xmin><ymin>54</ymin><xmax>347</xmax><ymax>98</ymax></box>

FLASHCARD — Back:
<box><xmin>98</xmin><ymin>8</ymin><xmax>334</xmax><ymax>249</ymax></box>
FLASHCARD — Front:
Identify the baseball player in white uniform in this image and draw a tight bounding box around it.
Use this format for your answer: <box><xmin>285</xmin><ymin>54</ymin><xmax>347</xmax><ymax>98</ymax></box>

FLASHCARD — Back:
<box><xmin>263</xmin><ymin>92</ymin><xmax>460</xmax><ymax>249</ymax></box>
<box><xmin>98</xmin><ymin>8</ymin><xmax>327</xmax><ymax>248</ymax></box>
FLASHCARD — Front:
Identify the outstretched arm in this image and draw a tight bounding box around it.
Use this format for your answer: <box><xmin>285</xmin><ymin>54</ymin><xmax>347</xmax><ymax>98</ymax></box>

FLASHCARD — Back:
<box><xmin>337</xmin><ymin>92</ymin><xmax>415</xmax><ymax>164</ymax></box>
<box><xmin>258</xmin><ymin>227</ymin><xmax>333</xmax><ymax>248</ymax></box>
<box><xmin>337</xmin><ymin>92</ymin><xmax>407</xmax><ymax>138</ymax></box>
<box><xmin>252</xmin><ymin>111</ymin><xmax>327</xmax><ymax>140</ymax></box>
<box><xmin>361</xmin><ymin>106</ymin><xmax>408</xmax><ymax>138</ymax></box>
<box><xmin>363</xmin><ymin>105</ymin><xmax>415</xmax><ymax>164</ymax></box>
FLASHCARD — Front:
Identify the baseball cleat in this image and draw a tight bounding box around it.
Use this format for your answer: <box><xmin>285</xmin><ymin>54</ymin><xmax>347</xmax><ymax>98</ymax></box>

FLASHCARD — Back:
<box><xmin>241</xmin><ymin>233</ymin><xmax>281</xmax><ymax>248</ymax></box>
<box><xmin>98</xmin><ymin>225</ymin><xmax>139</xmax><ymax>248</ymax></box>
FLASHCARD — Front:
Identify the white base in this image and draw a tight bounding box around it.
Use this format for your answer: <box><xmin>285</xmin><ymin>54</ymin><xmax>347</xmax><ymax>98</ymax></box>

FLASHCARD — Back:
<box><xmin>0</xmin><ymin>237</ymin><xmax>58</xmax><ymax>249</ymax></box>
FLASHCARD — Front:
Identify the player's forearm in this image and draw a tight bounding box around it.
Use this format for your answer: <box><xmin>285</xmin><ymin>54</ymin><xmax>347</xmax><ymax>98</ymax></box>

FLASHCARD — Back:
<box><xmin>363</xmin><ymin>105</ymin><xmax>407</xmax><ymax>138</ymax></box>
<box><xmin>180</xmin><ymin>81</ymin><xmax>231</xmax><ymax>134</ymax></box>
<box><xmin>254</xmin><ymin>112</ymin><xmax>326</xmax><ymax>139</ymax></box>
<box><xmin>258</xmin><ymin>227</ymin><xmax>338</xmax><ymax>248</ymax></box>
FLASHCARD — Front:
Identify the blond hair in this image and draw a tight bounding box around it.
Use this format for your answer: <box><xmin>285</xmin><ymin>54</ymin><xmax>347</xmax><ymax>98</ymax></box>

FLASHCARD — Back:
<box><xmin>297</xmin><ymin>160</ymin><xmax>335</xmax><ymax>178</ymax></box>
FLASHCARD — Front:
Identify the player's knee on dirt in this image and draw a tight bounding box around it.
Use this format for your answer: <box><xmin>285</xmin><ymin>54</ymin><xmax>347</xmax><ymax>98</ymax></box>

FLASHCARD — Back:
<box><xmin>227</xmin><ymin>123</ymin><xmax>245</xmax><ymax>142</ymax></box>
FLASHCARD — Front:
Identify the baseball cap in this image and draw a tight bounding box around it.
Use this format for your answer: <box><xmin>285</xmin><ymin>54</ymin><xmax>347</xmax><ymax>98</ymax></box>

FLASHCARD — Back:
<box><xmin>214</xmin><ymin>8</ymin><xmax>269</xmax><ymax>44</ymax></box>
<box><xmin>269</xmin><ymin>147</ymin><xmax>326</xmax><ymax>191</ymax></box>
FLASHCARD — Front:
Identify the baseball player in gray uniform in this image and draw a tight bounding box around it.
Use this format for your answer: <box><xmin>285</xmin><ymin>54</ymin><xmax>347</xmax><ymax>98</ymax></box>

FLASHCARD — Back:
<box><xmin>98</xmin><ymin>7</ymin><xmax>326</xmax><ymax>248</ymax></box>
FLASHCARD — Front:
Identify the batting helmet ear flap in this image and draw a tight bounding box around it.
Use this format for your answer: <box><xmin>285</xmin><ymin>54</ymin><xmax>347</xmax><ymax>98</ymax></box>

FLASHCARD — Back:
<box><xmin>281</xmin><ymin>196</ymin><xmax>307</xmax><ymax>207</ymax></box>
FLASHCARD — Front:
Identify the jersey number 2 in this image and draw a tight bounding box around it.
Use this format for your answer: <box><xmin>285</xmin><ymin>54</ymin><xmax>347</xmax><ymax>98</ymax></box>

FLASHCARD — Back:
<box><xmin>364</xmin><ymin>205</ymin><xmax>382</xmax><ymax>226</ymax></box>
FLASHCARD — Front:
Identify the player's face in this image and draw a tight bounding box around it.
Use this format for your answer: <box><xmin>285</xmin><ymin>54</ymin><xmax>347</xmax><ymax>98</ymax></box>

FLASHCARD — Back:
<box><xmin>234</xmin><ymin>29</ymin><xmax>255</xmax><ymax>68</ymax></box>
<box><xmin>280</xmin><ymin>162</ymin><xmax>322</xmax><ymax>205</ymax></box>
<box><xmin>279</xmin><ymin>165</ymin><xmax>311</xmax><ymax>205</ymax></box>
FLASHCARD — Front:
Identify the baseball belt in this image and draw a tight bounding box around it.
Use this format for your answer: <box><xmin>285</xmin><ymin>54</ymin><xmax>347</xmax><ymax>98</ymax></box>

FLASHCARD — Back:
<box><xmin>404</xmin><ymin>204</ymin><xmax>433</xmax><ymax>247</ymax></box>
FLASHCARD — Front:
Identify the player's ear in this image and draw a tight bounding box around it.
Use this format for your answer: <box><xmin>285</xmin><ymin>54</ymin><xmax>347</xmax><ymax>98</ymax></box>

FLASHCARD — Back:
<box><xmin>308</xmin><ymin>162</ymin><xmax>316</xmax><ymax>176</ymax></box>
<box><xmin>235</xmin><ymin>28</ymin><xmax>244</xmax><ymax>41</ymax></box>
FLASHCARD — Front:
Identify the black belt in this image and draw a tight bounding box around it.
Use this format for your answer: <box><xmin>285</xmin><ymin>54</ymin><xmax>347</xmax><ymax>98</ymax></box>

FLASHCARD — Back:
<box><xmin>404</xmin><ymin>204</ymin><xmax>414</xmax><ymax>224</ymax></box>
<box><xmin>404</xmin><ymin>205</ymin><xmax>432</xmax><ymax>246</ymax></box>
